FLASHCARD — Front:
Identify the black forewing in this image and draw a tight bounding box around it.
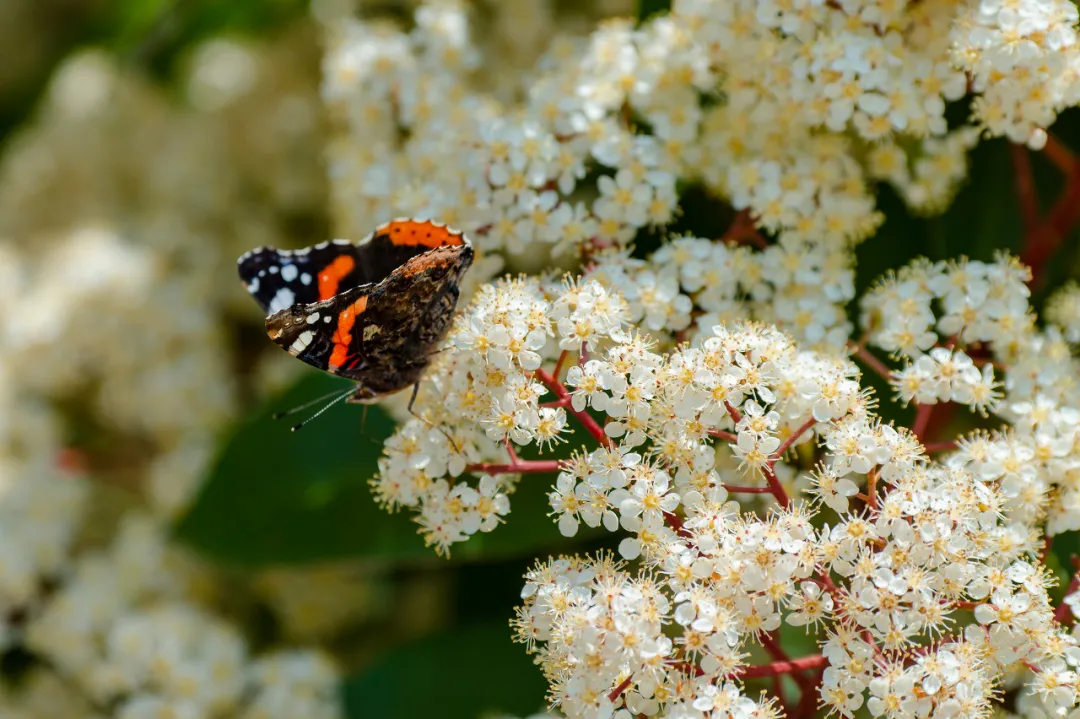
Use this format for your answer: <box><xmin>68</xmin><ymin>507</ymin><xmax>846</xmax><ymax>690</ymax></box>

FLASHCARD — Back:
<box><xmin>237</xmin><ymin>236</ymin><xmax>440</xmax><ymax>315</ymax></box>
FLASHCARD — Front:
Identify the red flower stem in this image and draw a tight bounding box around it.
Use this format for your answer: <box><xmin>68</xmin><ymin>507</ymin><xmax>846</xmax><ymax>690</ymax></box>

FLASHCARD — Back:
<box><xmin>736</xmin><ymin>654</ymin><xmax>827</xmax><ymax>679</ymax></box>
<box><xmin>1024</xmin><ymin>144</ymin><xmax>1080</xmax><ymax>288</ymax></box>
<box><xmin>760</xmin><ymin>631</ymin><xmax>815</xmax><ymax>692</ymax></box>
<box><xmin>722</xmin><ymin>210</ymin><xmax>769</xmax><ymax>250</ymax></box>
<box><xmin>1010</xmin><ymin>143</ymin><xmax>1040</xmax><ymax>235</ymax></box>
<box><xmin>1044</xmin><ymin>132</ymin><xmax>1076</xmax><ymax>174</ymax></box>
<box><xmin>552</xmin><ymin>349</ymin><xmax>570</xmax><ymax>382</ymax></box>
<box><xmin>911</xmin><ymin>403</ymin><xmax>934</xmax><ymax>442</ymax></box>
<box><xmin>535</xmin><ymin>367</ymin><xmax>613</xmax><ymax>448</ymax></box>
<box><xmin>663</xmin><ymin>655</ymin><xmax>827</xmax><ymax>685</ymax></box>
<box><xmin>608</xmin><ymin>675</ymin><xmax>634</xmax><ymax>703</ymax></box>
<box><xmin>724</xmin><ymin>485</ymin><xmax>775</xmax><ymax>494</ymax></box>
<box><xmin>467</xmin><ymin>459</ymin><xmax>565</xmax><ymax>475</ymax></box>
<box><xmin>763</xmin><ymin>467</ymin><xmax>790</xmax><ymax>509</ymax></box>
<box><xmin>848</xmin><ymin>343</ymin><xmax>894</xmax><ymax>382</ymax></box>
<box><xmin>752</xmin><ymin>418</ymin><xmax>814</xmax><ymax>510</ymax></box>
<box><xmin>725</xmin><ymin>401</ymin><xmax>743</xmax><ymax>424</ymax></box>
<box><xmin>710</xmin><ymin>429</ymin><xmax>739</xmax><ymax>442</ymax></box>
<box><xmin>866</xmin><ymin>468</ymin><xmax>878</xmax><ymax>511</ymax></box>
<box><xmin>791</xmin><ymin>668</ymin><xmax>824</xmax><ymax>719</ymax></box>
<box><xmin>922</xmin><ymin>440</ymin><xmax>957</xmax><ymax>454</ymax></box>
<box><xmin>773</xmin><ymin>417</ymin><xmax>817</xmax><ymax>460</ymax></box>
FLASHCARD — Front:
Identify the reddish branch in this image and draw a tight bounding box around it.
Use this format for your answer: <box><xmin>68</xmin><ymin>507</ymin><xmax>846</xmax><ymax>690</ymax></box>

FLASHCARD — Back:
<box><xmin>848</xmin><ymin>343</ymin><xmax>894</xmax><ymax>383</ymax></box>
<box><xmin>608</xmin><ymin>675</ymin><xmax>634</xmax><ymax>703</ymax></box>
<box><xmin>1044</xmin><ymin>133</ymin><xmax>1076</xmax><ymax>175</ymax></box>
<box><xmin>724</xmin><ymin>401</ymin><xmax>743</xmax><ymax>424</ymax></box>
<box><xmin>763</xmin><ymin>468</ymin><xmax>790</xmax><ymax>509</ymax></box>
<box><xmin>775</xmin><ymin>417</ymin><xmax>817</xmax><ymax>460</ymax></box>
<box><xmin>758</xmin><ymin>415</ymin><xmax>817</xmax><ymax>510</ymax></box>
<box><xmin>1010</xmin><ymin>143</ymin><xmax>1039</xmax><ymax>235</ymax></box>
<box><xmin>608</xmin><ymin>654</ymin><xmax>829</xmax><ymax>707</ymax></box>
<box><xmin>911</xmin><ymin>403</ymin><xmax>934</xmax><ymax>442</ymax></box>
<box><xmin>552</xmin><ymin>349</ymin><xmax>570</xmax><ymax>383</ymax></box>
<box><xmin>761</xmin><ymin>631</ymin><xmax>816</xmax><ymax>694</ymax></box>
<box><xmin>1024</xmin><ymin>139</ymin><xmax>1080</xmax><ymax>287</ymax></box>
<box><xmin>736</xmin><ymin>654</ymin><xmax>827</xmax><ymax>679</ymax></box>
<box><xmin>467</xmin><ymin>459</ymin><xmax>565</xmax><ymax>475</ymax></box>
<box><xmin>535</xmin><ymin>367</ymin><xmax>613</xmax><ymax>448</ymax></box>
<box><xmin>710</xmin><ymin>429</ymin><xmax>739</xmax><ymax>443</ymax></box>
<box><xmin>722</xmin><ymin>210</ymin><xmax>769</xmax><ymax>250</ymax></box>
<box><xmin>724</xmin><ymin>485</ymin><xmax>775</xmax><ymax>494</ymax></box>
<box><xmin>866</xmin><ymin>468</ymin><xmax>878</xmax><ymax>511</ymax></box>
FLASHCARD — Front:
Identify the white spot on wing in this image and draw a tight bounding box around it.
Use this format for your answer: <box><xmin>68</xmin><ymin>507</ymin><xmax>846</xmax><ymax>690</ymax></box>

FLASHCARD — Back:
<box><xmin>290</xmin><ymin>330</ymin><xmax>314</xmax><ymax>355</ymax></box>
<box><xmin>268</xmin><ymin>265</ymin><xmax>279</xmax><ymax>274</ymax></box>
<box><xmin>300</xmin><ymin>273</ymin><xmax>312</xmax><ymax>285</ymax></box>
<box><xmin>306</xmin><ymin>313</ymin><xmax>319</xmax><ymax>324</ymax></box>
<box><xmin>247</xmin><ymin>277</ymin><xmax>260</xmax><ymax>293</ymax></box>
<box><xmin>294</xmin><ymin>246</ymin><xmax>311</xmax><ymax>256</ymax></box>
<box><xmin>268</xmin><ymin>287</ymin><xmax>295</xmax><ymax>313</ymax></box>
<box><xmin>280</xmin><ymin>264</ymin><xmax>298</xmax><ymax>282</ymax></box>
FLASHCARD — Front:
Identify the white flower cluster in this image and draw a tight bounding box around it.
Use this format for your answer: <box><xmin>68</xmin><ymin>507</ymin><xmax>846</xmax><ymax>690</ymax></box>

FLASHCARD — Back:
<box><xmin>0</xmin><ymin>469</ymin><xmax>344</xmax><ymax>719</ymax></box>
<box><xmin>321</xmin><ymin>2</ymin><xmax>677</xmax><ymax>275</ymax></box>
<box><xmin>0</xmin><ymin>34</ymin><xmax>350</xmax><ymax>719</ymax></box>
<box><xmin>586</xmin><ymin>234</ymin><xmax>856</xmax><ymax>350</ymax></box>
<box><xmin>890</xmin><ymin>347</ymin><xmax>999</xmax><ymax>413</ymax></box>
<box><xmin>860</xmin><ymin>253</ymin><xmax>1037</xmax><ymax>415</ymax></box>
<box><xmin>317</xmin><ymin>0</ymin><xmax>1079</xmax><ymax>271</ymax></box>
<box><xmin>859</xmin><ymin>253</ymin><xmax>1080</xmax><ymax>537</ymax></box>
<box><xmin>861</xmin><ymin>253</ymin><xmax>1034</xmax><ymax>361</ymax></box>
<box><xmin>374</xmin><ymin>277</ymin><xmax>629</xmax><ymax>554</ymax></box>
<box><xmin>488</xmin><ymin>309</ymin><xmax>1078</xmax><ymax>719</ymax></box>
<box><xmin>953</xmin><ymin>0</ymin><xmax>1080</xmax><ymax>149</ymax></box>
<box><xmin>362</xmin><ymin>256</ymin><xmax>1080</xmax><ymax>716</ymax></box>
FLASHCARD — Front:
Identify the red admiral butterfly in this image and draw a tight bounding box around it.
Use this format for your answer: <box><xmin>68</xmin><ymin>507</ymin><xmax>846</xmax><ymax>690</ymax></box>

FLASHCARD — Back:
<box><xmin>238</xmin><ymin>219</ymin><xmax>473</xmax><ymax>426</ymax></box>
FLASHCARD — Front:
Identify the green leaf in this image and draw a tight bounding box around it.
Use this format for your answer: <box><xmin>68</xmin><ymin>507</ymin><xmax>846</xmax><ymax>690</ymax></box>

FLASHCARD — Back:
<box><xmin>637</xmin><ymin>0</ymin><xmax>672</xmax><ymax>22</ymax></box>
<box><xmin>343</xmin><ymin>622</ymin><xmax>546</xmax><ymax>719</ymax></box>
<box><xmin>174</xmin><ymin>372</ymin><xmax>597</xmax><ymax>567</ymax></box>
<box><xmin>173</xmin><ymin>371</ymin><xmax>425</xmax><ymax>566</ymax></box>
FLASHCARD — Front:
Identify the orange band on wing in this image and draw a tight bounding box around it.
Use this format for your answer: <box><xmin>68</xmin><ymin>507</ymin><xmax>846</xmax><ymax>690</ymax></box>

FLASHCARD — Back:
<box><xmin>328</xmin><ymin>296</ymin><xmax>368</xmax><ymax>369</ymax></box>
<box><xmin>319</xmin><ymin>255</ymin><xmax>356</xmax><ymax>301</ymax></box>
<box><xmin>380</xmin><ymin>220</ymin><xmax>465</xmax><ymax>249</ymax></box>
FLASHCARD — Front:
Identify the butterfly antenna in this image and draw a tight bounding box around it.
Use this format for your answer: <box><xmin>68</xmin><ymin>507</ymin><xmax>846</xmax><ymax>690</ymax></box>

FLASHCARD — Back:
<box><xmin>289</xmin><ymin>388</ymin><xmax>355</xmax><ymax>432</ymax></box>
<box><xmin>273</xmin><ymin>388</ymin><xmax>352</xmax><ymax>420</ymax></box>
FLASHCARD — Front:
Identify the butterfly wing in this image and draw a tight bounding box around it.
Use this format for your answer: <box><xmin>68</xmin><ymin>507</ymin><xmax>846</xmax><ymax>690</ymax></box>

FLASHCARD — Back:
<box><xmin>237</xmin><ymin>240</ymin><xmax>365</xmax><ymax>315</ymax></box>
<box><xmin>264</xmin><ymin>242</ymin><xmax>474</xmax><ymax>400</ymax></box>
<box><xmin>237</xmin><ymin>219</ymin><xmax>468</xmax><ymax>315</ymax></box>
